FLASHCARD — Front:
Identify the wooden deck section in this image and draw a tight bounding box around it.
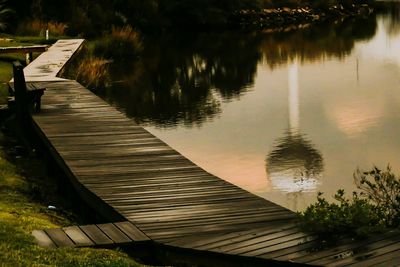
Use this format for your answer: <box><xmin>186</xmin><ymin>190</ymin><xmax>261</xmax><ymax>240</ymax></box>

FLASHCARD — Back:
<box><xmin>32</xmin><ymin>221</ymin><xmax>150</xmax><ymax>248</ymax></box>
<box><xmin>0</xmin><ymin>45</ymin><xmax>48</xmax><ymax>54</ymax></box>
<box><xmin>25</xmin><ymin>40</ymin><xmax>400</xmax><ymax>266</ymax></box>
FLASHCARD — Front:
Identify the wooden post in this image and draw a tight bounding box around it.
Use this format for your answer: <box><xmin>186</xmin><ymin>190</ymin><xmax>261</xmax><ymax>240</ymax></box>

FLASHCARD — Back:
<box><xmin>13</xmin><ymin>61</ymin><xmax>29</xmax><ymax>125</ymax></box>
<box><xmin>26</xmin><ymin>52</ymin><xmax>33</xmax><ymax>64</ymax></box>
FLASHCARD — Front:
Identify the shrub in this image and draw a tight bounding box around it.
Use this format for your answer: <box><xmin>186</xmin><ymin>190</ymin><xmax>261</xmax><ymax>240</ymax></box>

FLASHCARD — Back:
<box><xmin>93</xmin><ymin>26</ymin><xmax>142</xmax><ymax>62</ymax></box>
<box><xmin>299</xmin><ymin>190</ymin><xmax>383</xmax><ymax>238</ymax></box>
<box><xmin>354</xmin><ymin>166</ymin><xmax>400</xmax><ymax>227</ymax></box>
<box><xmin>300</xmin><ymin>166</ymin><xmax>400</xmax><ymax>239</ymax></box>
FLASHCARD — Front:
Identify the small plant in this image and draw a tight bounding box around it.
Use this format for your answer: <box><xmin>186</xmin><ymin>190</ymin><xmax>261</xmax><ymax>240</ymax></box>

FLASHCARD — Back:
<box><xmin>300</xmin><ymin>166</ymin><xmax>400</xmax><ymax>239</ymax></box>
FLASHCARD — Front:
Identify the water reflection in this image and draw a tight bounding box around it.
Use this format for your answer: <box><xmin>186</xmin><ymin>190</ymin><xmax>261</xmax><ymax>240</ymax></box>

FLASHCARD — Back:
<box><xmin>259</xmin><ymin>15</ymin><xmax>377</xmax><ymax>69</ymax></box>
<box><xmin>100</xmin><ymin>33</ymin><xmax>263</xmax><ymax>127</ymax></box>
<box><xmin>266</xmin><ymin>62</ymin><xmax>323</xmax><ymax>194</ymax></box>
<box><xmin>383</xmin><ymin>2</ymin><xmax>400</xmax><ymax>35</ymax></box>
<box><xmin>90</xmin><ymin>5</ymin><xmax>400</xmax><ymax>211</ymax></box>
<box><xmin>98</xmin><ymin>15</ymin><xmax>377</xmax><ymax>127</ymax></box>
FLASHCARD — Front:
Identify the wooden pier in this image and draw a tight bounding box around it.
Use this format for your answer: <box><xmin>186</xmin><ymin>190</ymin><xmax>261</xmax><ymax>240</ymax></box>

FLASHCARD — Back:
<box><xmin>0</xmin><ymin>45</ymin><xmax>48</xmax><ymax>64</ymax></box>
<box><xmin>17</xmin><ymin>40</ymin><xmax>400</xmax><ymax>266</ymax></box>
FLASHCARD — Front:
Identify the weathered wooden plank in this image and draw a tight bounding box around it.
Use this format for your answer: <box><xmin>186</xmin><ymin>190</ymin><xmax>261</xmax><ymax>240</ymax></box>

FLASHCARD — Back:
<box><xmin>97</xmin><ymin>223</ymin><xmax>131</xmax><ymax>243</ymax></box>
<box><xmin>294</xmin><ymin>231</ymin><xmax>400</xmax><ymax>264</ymax></box>
<box><xmin>44</xmin><ymin>228</ymin><xmax>74</xmax><ymax>247</ymax></box>
<box><xmin>351</xmin><ymin>253</ymin><xmax>400</xmax><ymax>267</ymax></box>
<box><xmin>212</xmin><ymin>228</ymin><xmax>305</xmax><ymax>253</ymax></box>
<box><xmin>79</xmin><ymin>225</ymin><xmax>113</xmax><ymax>245</ymax></box>
<box><xmin>32</xmin><ymin>230</ymin><xmax>56</xmax><ymax>248</ymax></box>
<box><xmin>321</xmin><ymin>235</ymin><xmax>400</xmax><ymax>266</ymax></box>
<box><xmin>114</xmin><ymin>221</ymin><xmax>150</xmax><ymax>241</ymax></box>
<box><xmin>239</xmin><ymin>235</ymin><xmax>316</xmax><ymax>257</ymax></box>
<box><xmin>263</xmin><ymin>239</ymin><xmax>319</xmax><ymax>260</ymax></box>
<box><xmin>185</xmin><ymin>226</ymin><xmax>295</xmax><ymax>250</ymax></box>
<box><xmin>64</xmin><ymin>226</ymin><xmax>94</xmax><ymax>247</ymax></box>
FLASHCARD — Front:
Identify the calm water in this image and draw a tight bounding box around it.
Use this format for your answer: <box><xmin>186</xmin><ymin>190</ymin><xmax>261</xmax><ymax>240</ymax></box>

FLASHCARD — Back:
<box><xmin>98</xmin><ymin>4</ymin><xmax>400</xmax><ymax>211</ymax></box>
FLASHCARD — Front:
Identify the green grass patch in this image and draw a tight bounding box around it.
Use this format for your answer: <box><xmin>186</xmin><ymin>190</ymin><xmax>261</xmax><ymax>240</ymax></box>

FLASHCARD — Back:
<box><xmin>0</xmin><ymin>60</ymin><xmax>12</xmax><ymax>104</ymax></box>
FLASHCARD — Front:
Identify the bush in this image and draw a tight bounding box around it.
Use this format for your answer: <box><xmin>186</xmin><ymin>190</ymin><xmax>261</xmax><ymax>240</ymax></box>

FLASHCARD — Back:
<box><xmin>354</xmin><ymin>166</ymin><xmax>400</xmax><ymax>226</ymax></box>
<box><xmin>93</xmin><ymin>26</ymin><xmax>142</xmax><ymax>62</ymax></box>
<box><xmin>300</xmin><ymin>166</ymin><xmax>400</xmax><ymax>239</ymax></box>
<box><xmin>300</xmin><ymin>190</ymin><xmax>383</xmax><ymax>238</ymax></box>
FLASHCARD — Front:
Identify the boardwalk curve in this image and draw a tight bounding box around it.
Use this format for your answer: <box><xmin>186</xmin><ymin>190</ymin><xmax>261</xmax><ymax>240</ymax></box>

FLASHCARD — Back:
<box><xmin>19</xmin><ymin>39</ymin><xmax>400</xmax><ymax>266</ymax></box>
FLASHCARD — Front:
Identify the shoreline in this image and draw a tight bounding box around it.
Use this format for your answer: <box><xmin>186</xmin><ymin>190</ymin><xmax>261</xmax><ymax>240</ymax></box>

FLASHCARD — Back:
<box><xmin>229</xmin><ymin>4</ymin><xmax>374</xmax><ymax>30</ymax></box>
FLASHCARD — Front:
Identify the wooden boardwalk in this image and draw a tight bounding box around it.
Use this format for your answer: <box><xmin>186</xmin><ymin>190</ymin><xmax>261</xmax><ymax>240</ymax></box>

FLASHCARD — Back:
<box><xmin>22</xmin><ymin>40</ymin><xmax>400</xmax><ymax>266</ymax></box>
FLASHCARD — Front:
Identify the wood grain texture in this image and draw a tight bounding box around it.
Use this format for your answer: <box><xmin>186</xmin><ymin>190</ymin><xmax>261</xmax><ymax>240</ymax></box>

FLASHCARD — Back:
<box><xmin>63</xmin><ymin>226</ymin><xmax>94</xmax><ymax>247</ymax></box>
<box><xmin>32</xmin><ymin>230</ymin><xmax>56</xmax><ymax>248</ymax></box>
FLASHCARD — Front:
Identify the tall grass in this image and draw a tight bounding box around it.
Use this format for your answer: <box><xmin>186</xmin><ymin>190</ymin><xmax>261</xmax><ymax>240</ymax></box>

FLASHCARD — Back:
<box><xmin>16</xmin><ymin>19</ymin><xmax>67</xmax><ymax>37</ymax></box>
<box><xmin>75</xmin><ymin>57</ymin><xmax>111</xmax><ymax>89</ymax></box>
<box><xmin>93</xmin><ymin>26</ymin><xmax>143</xmax><ymax>62</ymax></box>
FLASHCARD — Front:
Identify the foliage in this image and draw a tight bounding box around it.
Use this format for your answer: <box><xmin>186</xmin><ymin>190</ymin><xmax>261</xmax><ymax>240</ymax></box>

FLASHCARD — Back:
<box><xmin>354</xmin><ymin>166</ymin><xmax>400</xmax><ymax>227</ymax></box>
<box><xmin>93</xmin><ymin>26</ymin><xmax>142</xmax><ymax>62</ymax></box>
<box><xmin>75</xmin><ymin>56</ymin><xmax>111</xmax><ymax>89</ymax></box>
<box><xmin>16</xmin><ymin>19</ymin><xmax>67</xmax><ymax>37</ymax></box>
<box><xmin>65</xmin><ymin>26</ymin><xmax>143</xmax><ymax>90</ymax></box>
<box><xmin>300</xmin><ymin>166</ymin><xmax>400</xmax><ymax>239</ymax></box>
<box><xmin>7</xmin><ymin>0</ymin><xmax>377</xmax><ymax>35</ymax></box>
<box><xmin>0</xmin><ymin>0</ymin><xmax>13</xmax><ymax>32</ymax></box>
<box><xmin>299</xmin><ymin>190</ymin><xmax>383</xmax><ymax>238</ymax></box>
<box><xmin>158</xmin><ymin>0</ymin><xmax>262</xmax><ymax>28</ymax></box>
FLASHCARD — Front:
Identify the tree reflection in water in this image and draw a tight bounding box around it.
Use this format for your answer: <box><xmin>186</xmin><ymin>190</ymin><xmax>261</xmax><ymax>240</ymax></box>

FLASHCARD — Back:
<box><xmin>383</xmin><ymin>2</ymin><xmax>400</xmax><ymax>36</ymax></box>
<box><xmin>95</xmin><ymin>14</ymin><xmax>378</xmax><ymax>128</ymax></box>
<box><xmin>266</xmin><ymin>131</ymin><xmax>324</xmax><ymax>192</ymax></box>
<box><xmin>266</xmin><ymin>61</ymin><xmax>323</xmax><ymax>204</ymax></box>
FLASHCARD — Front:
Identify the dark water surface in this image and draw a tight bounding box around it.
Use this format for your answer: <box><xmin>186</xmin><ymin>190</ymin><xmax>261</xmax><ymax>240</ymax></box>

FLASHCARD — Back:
<box><xmin>98</xmin><ymin>4</ymin><xmax>400</xmax><ymax>211</ymax></box>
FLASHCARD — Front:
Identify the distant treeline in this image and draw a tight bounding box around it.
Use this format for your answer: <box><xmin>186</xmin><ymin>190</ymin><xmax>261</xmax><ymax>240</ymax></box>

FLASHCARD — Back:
<box><xmin>9</xmin><ymin>0</ymin><xmax>373</xmax><ymax>36</ymax></box>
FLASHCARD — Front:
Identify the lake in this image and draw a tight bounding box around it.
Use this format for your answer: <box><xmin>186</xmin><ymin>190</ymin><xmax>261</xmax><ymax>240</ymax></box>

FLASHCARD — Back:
<box><xmin>97</xmin><ymin>3</ymin><xmax>400</xmax><ymax>211</ymax></box>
